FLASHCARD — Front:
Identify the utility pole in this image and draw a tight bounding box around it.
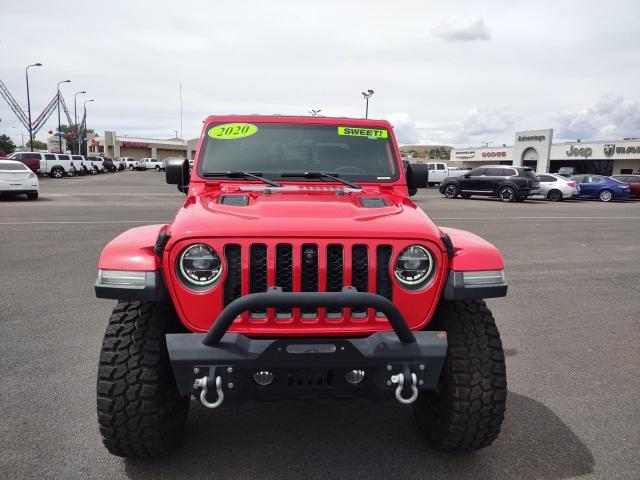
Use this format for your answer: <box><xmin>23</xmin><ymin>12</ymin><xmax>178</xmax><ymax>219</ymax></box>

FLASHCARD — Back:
<box><xmin>25</xmin><ymin>63</ymin><xmax>42</xmax><ymax>151</ymax></box>
<box><xmin>74</xmin><ymin>90</ymin><xmax>86</xmax><ymax>154</ymax></box>
<box><xmin>82</xmin><ymin>99</ymin><xmax>94</xmax><ymax>156</ymax></box>
<box><xmin>57</xmin><ymin>80</ymin><xmax>71</xmax><ymax>153</ymax></box>
<box><xmin>361</xmin><ymin>89</ymin><xmax>374</xmax><ymax>118</ymax></box>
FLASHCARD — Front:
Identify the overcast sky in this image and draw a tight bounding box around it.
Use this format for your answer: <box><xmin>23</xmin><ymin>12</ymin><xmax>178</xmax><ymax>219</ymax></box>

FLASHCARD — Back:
<box><xmin>1</xmin><ymin>0</ymin><xmax>639</xmax><ymax>147</ymax></box>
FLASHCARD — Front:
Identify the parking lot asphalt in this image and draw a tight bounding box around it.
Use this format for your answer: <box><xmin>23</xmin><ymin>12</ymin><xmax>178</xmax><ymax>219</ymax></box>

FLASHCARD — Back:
<box><xmin>1</xmin><ymin>171</ymin><xmax>639</xmax><ymax>480</ymax></box>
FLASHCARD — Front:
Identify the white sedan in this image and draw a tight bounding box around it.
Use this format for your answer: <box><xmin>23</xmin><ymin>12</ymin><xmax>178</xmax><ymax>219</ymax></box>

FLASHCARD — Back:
<box><xmin>0</xmin><ymin>160</ymin><xmax>40</xmax><ymax>200</ymax></box>
<box><xmin>533</xmin><ymin>173</ymin><xmax>579</xmax><ymax>201</ymax></box>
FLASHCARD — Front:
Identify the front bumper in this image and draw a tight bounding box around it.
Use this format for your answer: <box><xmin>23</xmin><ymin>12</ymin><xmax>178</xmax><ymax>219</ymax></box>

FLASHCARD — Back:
<box><xmin>166</xmin><ymin>288</ymin><xmax>448</xmax><ymax>404</ymax></box>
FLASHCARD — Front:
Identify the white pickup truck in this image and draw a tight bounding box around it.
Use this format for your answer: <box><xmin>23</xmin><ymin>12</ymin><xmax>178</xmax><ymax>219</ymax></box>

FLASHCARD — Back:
<box><xmin>420</xmin><ymin>162</ymin><xmax>470</xmax><ymax>186</ymax></box>
<box><xmin>9</xmin><ymin>152</ymin><xmax>76</xmax><ymax>178</ymax></box>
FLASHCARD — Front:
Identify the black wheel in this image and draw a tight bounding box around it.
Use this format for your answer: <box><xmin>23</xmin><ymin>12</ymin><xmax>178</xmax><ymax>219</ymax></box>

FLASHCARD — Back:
<box><xmin>461</xmin><ymin>193</ymin><xmax>472</xmax><ymax>199</ymax></box>
<box><xmin>50</xmin><ymin>167</ymin><xmax>65</xmax><ymax>179</ymax></box>
<box><xmin>80</xmin><ymin>166</ymin><xmax>88</xmax><ymax>176</ymax></box>
<box><xmin>129</xmin><ymin>164</ymin><xmax>134</xmax><ymax>171</ymax></box>
<box><xmin>598</xmin><ymin>189</ymin><xmax>613</xmax><ymax>202</ymax></box>
<box><xmin>413</xmin><ymin>299</ymin><xmax>507</xmax><ymax>452</ymax></box>
<box><xmin>156</xmin><ymin>166</ymin><xmax>161</xmax><ymax>172</ymax></box>
<box><xmin>547</xmin><ymin>189</ymin><xmax>563</xmax><ymax>202</ymax></box>
<box><xmin>97</xmin><ymin>301</ymin><xmax>189</xmax><ymax>458</ymax></box>
<box><xmin>67</xmin><ymin>167</ymin><xmax>76</xmax><ymax>177</ymax></box>
<box><xmin>90</xmin><ymin>166</ymin><xmax>98</xmax><ymax>175</ymax></box>
<box><xmin>443</xmin><ymin>184</ymin><xmax>459</xmax><ymax>199</ymax></box>
<box><xmin>498</xmin><ymin>186</ymin><xmax>516</xmax><ymax>202</ymax></box>
<box><xmin>27</xmin><ymin>191</ymin><xmax>38</xmax><ymax>200</ymax></box>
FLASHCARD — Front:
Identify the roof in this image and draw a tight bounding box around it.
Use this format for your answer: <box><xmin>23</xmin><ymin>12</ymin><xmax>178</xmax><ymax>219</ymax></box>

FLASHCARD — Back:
<box><xmin>203</xmin><ymin>115</ymin><xmax>393</xmax><ymax>128</ymax></box>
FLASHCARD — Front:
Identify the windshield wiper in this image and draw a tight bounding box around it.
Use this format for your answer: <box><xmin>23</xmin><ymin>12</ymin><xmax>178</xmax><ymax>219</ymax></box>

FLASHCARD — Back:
<box><xmin>280</xmin><ymin>171</ymin><xmax>361</xmax><ymax>190</ymax></box>
<box><xmin>202</xmin><ymin>171</ymin><xmax>282</xmax><ymax>188</ymax></box>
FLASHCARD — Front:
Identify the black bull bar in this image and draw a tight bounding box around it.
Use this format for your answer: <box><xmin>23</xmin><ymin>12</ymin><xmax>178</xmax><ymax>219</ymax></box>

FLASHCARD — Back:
<box><xmin>166</xmin><ymin>287</ymin><xmax>448</xmax><ymax>404</ymax></box>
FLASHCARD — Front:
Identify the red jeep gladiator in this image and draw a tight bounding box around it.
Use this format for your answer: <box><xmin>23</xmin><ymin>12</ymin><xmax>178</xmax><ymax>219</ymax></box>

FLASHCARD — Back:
<box><xmin>95</xmin><ymin>115</ymin><xmax>508</xmax><ymax>458</ymax></box>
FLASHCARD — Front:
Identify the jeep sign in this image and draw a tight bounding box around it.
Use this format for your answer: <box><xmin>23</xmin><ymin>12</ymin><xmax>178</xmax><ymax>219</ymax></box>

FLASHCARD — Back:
<box><xmin>566</xmin><ymin>145</ymin><xmax>593</xmax><ymax>158</ymax></box>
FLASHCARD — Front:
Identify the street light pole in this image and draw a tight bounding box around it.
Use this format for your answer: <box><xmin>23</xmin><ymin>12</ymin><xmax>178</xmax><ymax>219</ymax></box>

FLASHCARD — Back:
<box><xmin>74</xmin><ymin>90</ymin><xmax>86</xmax><ymax>154</ymax></box>
<box><xmin>361</xmin><ymin>89</ymin><xmax>374</xmax><ymax>118</ymax></box>
<box><xmin>57</xmin><ymin>80</ymin><xmax>71</xmax><ymax>153</ymax></box>
<box><xmin>12</xmin><ymin>126</ymin><xmax>25</xmax><ymax>149</ymax></box>
<box><xmin>25</xmin><ymin>63</ymin><xmax>42</xmax><ymax>151</ymax></box>
<box><xmin>82</xmin><ymin>99</ymin><xmax>94</xmax><ymax>156</ymax></box>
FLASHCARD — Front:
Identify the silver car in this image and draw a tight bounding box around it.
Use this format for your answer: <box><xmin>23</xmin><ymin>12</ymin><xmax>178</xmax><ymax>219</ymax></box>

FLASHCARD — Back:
<box><xmin>534</xmin><ymin>173</ymin><xmax>580</xmax><ymax>201</ymax></box>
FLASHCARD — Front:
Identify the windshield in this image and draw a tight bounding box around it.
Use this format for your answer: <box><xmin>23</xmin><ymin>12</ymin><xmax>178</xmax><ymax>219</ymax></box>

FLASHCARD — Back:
<box><xmin>198</xmin><ymin>123</ymin><xmax>398</xmax><ymax>182</ymax></box>
<box><xmin>0</xmin><ymin>162</ymin><xmax>28</xmax><ymax>171</ymax></box>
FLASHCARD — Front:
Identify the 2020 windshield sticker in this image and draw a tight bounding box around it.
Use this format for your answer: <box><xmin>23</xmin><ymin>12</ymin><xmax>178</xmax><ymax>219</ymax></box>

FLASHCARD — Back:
<box><xmin>337</xmin><ymin>126</ymin><xmax>388</xmax><ymax>139</ymax></box>
<box><xmin>208</xmin><ymin>123</ymin><xmax>258</xmax><ymax>140</ymax></box>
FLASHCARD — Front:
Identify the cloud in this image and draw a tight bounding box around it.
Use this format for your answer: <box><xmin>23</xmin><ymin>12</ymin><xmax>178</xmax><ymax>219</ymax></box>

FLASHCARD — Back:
<box><xmin>386</xmin><ymin>112</ymin><xmax>418</xmax><ymax>145</ymax></box>
<box><xmin>462</xmin><ymin>106</ymin><xmax>515</xmax><ymax>136</ymax></box>
<box><xmin>431</xmin><ymin>15</ymin><xmax>491</xmax><ymax>42</ymax></box>
<box><xmin>554</xmin><ymin>94</ymin><xmax>640</xmax><ymax>139</ymax></box>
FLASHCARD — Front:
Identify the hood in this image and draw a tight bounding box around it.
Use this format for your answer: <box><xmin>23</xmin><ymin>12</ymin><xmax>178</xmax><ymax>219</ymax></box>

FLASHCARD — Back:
<box><xmin>167</xmin><ymin>183</ymin><xmax>442</xmax><ymax>242</ymax></box>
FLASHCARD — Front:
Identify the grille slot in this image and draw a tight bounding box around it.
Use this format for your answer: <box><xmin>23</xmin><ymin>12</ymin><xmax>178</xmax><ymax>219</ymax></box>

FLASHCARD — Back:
<box><xmin>326</xmin><ymin>245</ymin><xmax>344</xmax><ymax>315</ymax></box>
<box><xmin>223</xmin><ymin>244</ymin><xmax>241</xmax><ymax>307</ymax></box>
<box><xmin>275</xmin><ymin>244</ymin><xmax>293</xmax><ymax>315</ymax></box>
<box><xmin>300</xmin><ymin>244</ymin><xmax>318</xmax><ymax>316</ymax></box>
<box><xmin>351</xmin><ymin>245</ymin><xmax>369</xmax><ymax>316</ymax></box>
<box><xmin>376</xmin><ymin>245</ymin><xmax>393</xmax><ymax>302</ymax></box>
<box><xmin>249</xmin><ymin>244</ymin><xmax>267</xmax><ymax>315</ymax></box>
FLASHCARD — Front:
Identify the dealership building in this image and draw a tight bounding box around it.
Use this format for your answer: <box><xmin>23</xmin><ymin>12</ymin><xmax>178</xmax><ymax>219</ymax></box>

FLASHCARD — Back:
<box><xmin>449</xmin><ymin>129</ymin><xmax>640</xmax><ymax>175</ymax></box>
<box><xmin>89</xmin><ymin>131</ymin><xmax>196</xmax><ymax>160</ymax></box>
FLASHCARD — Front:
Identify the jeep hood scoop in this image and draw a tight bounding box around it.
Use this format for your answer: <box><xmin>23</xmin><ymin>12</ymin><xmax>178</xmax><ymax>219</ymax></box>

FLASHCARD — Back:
<box><xmin>169</xmin><ymin>187</ymin><xmax>441</xmax><ymax>240</ymax></box>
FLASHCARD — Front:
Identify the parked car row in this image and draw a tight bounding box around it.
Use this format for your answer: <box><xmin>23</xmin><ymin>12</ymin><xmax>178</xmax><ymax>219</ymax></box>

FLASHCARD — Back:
<box><xmin>6</xmin><ymin>152</ymin><xmax>174</xmax><ymax>178</ymax></box>
<box><xmin>438</xmin><ymin>165</ymin><xmax>639</xmax><ymax>202</ymax></box>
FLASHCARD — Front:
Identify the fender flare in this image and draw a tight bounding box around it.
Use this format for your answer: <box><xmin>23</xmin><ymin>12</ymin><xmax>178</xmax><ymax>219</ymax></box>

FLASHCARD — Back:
<box><xmin>95</xmin><ymin>224</ymin><xmax>169</xmax><ymax>301</ymax></box>
<box><xmin>439</xmin><ymin>227</ymin><xmax>507</xmax><ymax>299</ymax></box>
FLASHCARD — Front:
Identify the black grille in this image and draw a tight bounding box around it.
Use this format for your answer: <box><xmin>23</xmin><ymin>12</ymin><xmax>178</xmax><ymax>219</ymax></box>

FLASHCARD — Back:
<box><xmin>376</xmin><ymin>246</ymin><xmax>393</xmax><ymax>302</ymax></box>
<box><xmin>351</xmin><ymin>245</ymin><xmax>369</xmax><ymax>315</ymax></box>
<box><xmin>223</xmin><ymin>244</ymin><xmax>241</xmax><ymax>307</ymax></box>
<box><xmin>250</xmin><ymin>245</ymin><xmax>267</xmax><ymax>315</ymax></box>
<box><xmin>300</xmin><ymin>244</ymin><xmax>318</xmax><ymax>315</ymax></box>
<box><xmin>275</xmin><ymin>244</ymin><xmax>293</xmax><ymax>315</ymax></box>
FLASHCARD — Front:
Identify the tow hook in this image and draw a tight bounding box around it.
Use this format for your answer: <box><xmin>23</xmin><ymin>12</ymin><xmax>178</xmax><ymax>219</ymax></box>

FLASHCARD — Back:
<box><xmin>390</xmin><ymin>367</ymin><xmax>418</xmax><ymax>405</ymax></box>
<box><xmin>194</xmin><ymin>375</ymin><xmax>224</xmax><ymax>409</ymax></box>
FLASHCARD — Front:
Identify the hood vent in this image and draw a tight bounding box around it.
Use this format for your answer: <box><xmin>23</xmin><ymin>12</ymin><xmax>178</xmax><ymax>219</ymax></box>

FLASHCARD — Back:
<box><xmin>360</xmin><ymin>197</ymin><xmax>388</xmax><ymax>208</ymax></box>
<box><xmin>219</xmin><ymin>195</ymin><xmax>249</xmax><ymax>206</ymax></box>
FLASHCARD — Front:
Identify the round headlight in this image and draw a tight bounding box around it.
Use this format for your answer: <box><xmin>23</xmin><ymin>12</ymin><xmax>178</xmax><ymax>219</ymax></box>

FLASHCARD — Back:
<box><xmin>179</xmin><ymin>244</ymin><xmax>222</xmax><ymax>287</ymax></box>
<box><xmin>394</xmin><ymin>245</ymin><xmax>434</xmax><ymax>288</ymax></box>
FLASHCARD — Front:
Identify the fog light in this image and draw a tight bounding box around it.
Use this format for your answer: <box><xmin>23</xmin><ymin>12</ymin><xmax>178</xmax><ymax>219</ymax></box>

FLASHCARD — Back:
<box><xmin>345</xmin><ymin>369</ymin><xmax>365</xmax><ymax>384</ymax></box>
<box><xmin>253</xmin><ymin>371</ymin><xmax>274</xmax><ymax>386</ymax></box>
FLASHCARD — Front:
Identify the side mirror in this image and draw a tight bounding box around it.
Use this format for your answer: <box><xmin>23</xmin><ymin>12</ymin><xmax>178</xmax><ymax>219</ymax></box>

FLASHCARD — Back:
<box><xmin>166</xmin><ymin>158</ymin><xmax>190</xmax><ymax>194</ymax></box>
<box><xmin>464</xmin><ymin>173</ymin><xmax>471</xmax><ymax>178</ymax></box>
<box><xmin>403</xmin><ymin>161</ymin><xmax>428</xmax><ymax>196</ymax></box>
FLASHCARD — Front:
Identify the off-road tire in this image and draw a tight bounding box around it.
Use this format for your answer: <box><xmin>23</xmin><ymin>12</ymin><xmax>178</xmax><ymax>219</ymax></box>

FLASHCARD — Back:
<box><xmin>96</xmin><ymin>301</ymin><xmax>189</xmax><ymax>458</ymax></box>
<box><xmin>413</xmin><ymin>299</ymin><xmax>507</xmax><ymax>452</ymax></box>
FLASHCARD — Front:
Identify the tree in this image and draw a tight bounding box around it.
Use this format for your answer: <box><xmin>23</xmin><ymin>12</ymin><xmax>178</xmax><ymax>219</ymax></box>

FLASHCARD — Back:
<box><xmin>0</xmin><ymin>134</ymin><xmax>16</xmax><ymax>155</ymax></box>
<box><xmin>26</xmin><ymin>139</ymin><xmax>48</xmax><ymax>150</ymax></box>
<box><xmin>57</xmin><ymin>124</ymin><xmax>96</xmax><ymax>152</ymax></box>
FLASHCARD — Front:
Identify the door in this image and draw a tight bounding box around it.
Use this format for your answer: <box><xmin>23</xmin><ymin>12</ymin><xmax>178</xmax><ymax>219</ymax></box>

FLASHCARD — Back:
<box><xmin>484</xmin><ymin>167</ymin><xmax>505</xmax><ymax>193</ymax></box>
<box><xmin>579</xmin><ymin>176</ymin><xmax>602</xmax><ymax>197</ymax></box>
<box><xmin>459</xmin><ymin>167</ymin><xmax>486</xmax><ymax>191</ymax></box>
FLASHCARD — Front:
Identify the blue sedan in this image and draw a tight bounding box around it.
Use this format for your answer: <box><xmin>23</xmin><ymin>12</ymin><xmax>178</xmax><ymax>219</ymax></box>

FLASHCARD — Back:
<box><xmin>570</xmin><ymin>175</ymin><xmax>630</xmax><ymax>202</ymax></box>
